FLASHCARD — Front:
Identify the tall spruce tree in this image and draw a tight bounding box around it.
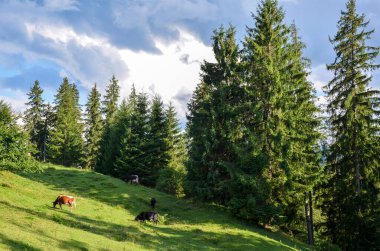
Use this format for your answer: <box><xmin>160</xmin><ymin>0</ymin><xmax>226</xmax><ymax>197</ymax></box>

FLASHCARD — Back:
<box><xmin>281</xmin><ymin>23</ymin><xmax>322</xmax><ymax>238</ymax></box>
<box><xmin>84</xmin><ymin>84</ymin><xmax>103</xmax><ymax>169</ymax></box>
<box><xmin>242</xmin><ymin>0</ymin><xmax>292</xmax><ymax>225</ymax></box>
<box><xmin>95</xmin><ymin>75</ymin><xmax>120</xmax><ymax>174</ymax></box>
<box><xmin>48</xmin><ymin>77</ymin><xmax>84</xmax><ymax>166</ymax></box>
<box><xmin>238</xmin><ymin>0</ymin><xmax>321</xmax><ymax>230</ymax></box>
<box><xmin>23</xmin><ymin>80</ymin><xmax>45</xmax><ymax>160</ymax></box>
<box><xmin>115</xmin><ymin>88</ymin><xmax>151</xmax><ymax>185</ymax></box>
<box><xmin>146</xmin><ymin>95</ymin><xmax>170</xmax><ymax>186</ymax></box>
<box><xmin>157</xmin><ymin>102</ymin><xmax>188</xmax><ymax>197</ymax></box>
<box><xmin>186</xmin><ymin>25</ymin><xmax>243</xmax><ymax>203</ymax></box>
<box><xmin>320</xmin><ymin>0</ymin><xmax>380</xmax><ymax>249</ymax></box>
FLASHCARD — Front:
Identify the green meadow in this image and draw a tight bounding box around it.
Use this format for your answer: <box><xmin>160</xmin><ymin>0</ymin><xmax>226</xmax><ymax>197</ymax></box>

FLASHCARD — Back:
<box><xmin>0</xmin><ymin>164</ymin><xmax>312</xmax><ymax>251</ymax></box>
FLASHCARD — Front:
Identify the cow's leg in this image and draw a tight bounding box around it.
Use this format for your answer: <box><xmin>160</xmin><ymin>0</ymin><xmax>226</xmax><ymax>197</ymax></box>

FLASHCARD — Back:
<box><xmin>59</xmin><ymin>203</ymin><xmax>62</xmax><ymax>209</ymax></box>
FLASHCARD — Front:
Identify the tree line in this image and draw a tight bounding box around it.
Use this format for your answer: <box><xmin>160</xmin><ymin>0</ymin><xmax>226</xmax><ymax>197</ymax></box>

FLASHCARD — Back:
<box><xmin>0</xmin><ymin>0</ymin><xmax>378</xmax><ymax>250</ymax></box>
<box><xmin>19</xmin><ymin>76</ymin><xmax>188</xmax><ymax>196</ymax></box>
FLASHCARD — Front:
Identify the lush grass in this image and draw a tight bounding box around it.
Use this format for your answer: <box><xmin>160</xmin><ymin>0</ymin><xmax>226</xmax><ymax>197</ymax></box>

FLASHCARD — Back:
<box><xmin>0</xmin><ymin>164</ymin><xmax>312</xmax><ymax>251</ymax></box>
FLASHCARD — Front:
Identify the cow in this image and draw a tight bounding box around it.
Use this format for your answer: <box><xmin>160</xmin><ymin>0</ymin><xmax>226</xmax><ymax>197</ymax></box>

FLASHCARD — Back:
<box><xmin>127</xmin><ymin>175</ymin><xmax>139</xmax><ymax>185</ymax></box>
<box><xmin>150</xmin><ymin>197</ymin><xmax>156</xmax><ymax>210</ymax></box>
<box><xmin>135</xmin><ymin>211</ymin><xmax>158</xmax><ymax>224</ymax></box>
<box><xmin>53</xmin><ymin>195</ymin><xmax>76</xmax><ymax>209</ymax></box>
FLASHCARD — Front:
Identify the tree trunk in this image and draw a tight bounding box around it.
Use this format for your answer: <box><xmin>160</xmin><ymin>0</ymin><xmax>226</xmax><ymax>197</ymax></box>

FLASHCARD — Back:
<box><xmin>309</xmin><ymin>191</ymin><xmax>314</xmax><ymax>245</ymax></box>
<box><xmin>305</xmin><ymin>193</ymin><xmax>314</xmax><ymax>245</ymax></box>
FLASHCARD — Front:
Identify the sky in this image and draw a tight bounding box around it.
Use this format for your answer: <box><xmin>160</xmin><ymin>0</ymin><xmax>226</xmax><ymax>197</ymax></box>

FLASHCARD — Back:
<box><xmin>0</xmin><ymin>0</ymin><xmax>379</xmax><ymax>123</ymax></box>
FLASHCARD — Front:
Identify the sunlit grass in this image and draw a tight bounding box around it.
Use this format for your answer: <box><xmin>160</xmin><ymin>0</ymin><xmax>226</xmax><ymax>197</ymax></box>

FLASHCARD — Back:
<box><xmin>0</xmin><ymin>164</ymin><xmax>312</xmax><ymax>250</ymax></box>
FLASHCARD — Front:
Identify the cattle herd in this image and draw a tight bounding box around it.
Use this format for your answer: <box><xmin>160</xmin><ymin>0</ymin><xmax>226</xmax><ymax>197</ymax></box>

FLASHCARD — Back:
<box><xmin>52</xmin><ymin>174</ymin><xmax>160</xmax><ymax>224</ymax></box>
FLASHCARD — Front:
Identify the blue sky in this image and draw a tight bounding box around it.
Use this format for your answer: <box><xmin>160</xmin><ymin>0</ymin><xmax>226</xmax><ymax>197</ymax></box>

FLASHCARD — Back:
<box><xmin>0</xmin><ymin>0</ymin><xmax>379</xmax><ymax>120</ymax></box>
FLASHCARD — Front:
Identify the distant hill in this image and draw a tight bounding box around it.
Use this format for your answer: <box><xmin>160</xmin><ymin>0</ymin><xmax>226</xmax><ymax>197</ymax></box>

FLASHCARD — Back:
<box><xmin>0</xmin><ymin>164</ymin><xmax>311</xmax><ymax>250</ymax></box>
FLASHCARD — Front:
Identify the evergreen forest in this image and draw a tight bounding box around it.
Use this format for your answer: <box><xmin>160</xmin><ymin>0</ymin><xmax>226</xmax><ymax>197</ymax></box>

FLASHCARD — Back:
<box><xmin>1</xmin><ymin>0</ymin><xmax>379</xmax><ymax>250</ymax></box>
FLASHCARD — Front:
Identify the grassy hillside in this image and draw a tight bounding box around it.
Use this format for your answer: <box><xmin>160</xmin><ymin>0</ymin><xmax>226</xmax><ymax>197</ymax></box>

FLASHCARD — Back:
<box><xmin>0</xmin><ymin>164</ymin><xmax>312</xmax><ymax>251</ymax></box>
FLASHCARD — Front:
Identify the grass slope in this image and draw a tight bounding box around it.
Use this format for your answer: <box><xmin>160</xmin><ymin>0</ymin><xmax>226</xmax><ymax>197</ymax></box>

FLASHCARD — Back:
<box><xmin>0</xmin><ymin>164</ymin><xmax>312</xmax><ymax>251</ymax></box>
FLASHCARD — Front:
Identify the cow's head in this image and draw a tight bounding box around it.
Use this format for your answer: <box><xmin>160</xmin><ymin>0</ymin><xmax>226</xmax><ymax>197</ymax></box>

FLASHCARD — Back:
<box><xmin>52</xmin><ymin>201</ymin><xmax>57</xmax><ymax>208</ymax></box>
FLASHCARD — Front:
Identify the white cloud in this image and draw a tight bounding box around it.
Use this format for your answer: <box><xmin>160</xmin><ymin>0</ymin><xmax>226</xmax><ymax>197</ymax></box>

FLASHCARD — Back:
<box><xmin>0</xmin><ymin>88</ymin><xmax>27</xmax><ymax>113</ymax></box>
<box><xmin>23</xmin><ymin>22</ymin><xmax>129</xmax><ymax>91</ymax></box>
<box><xmin>119</xmin><ymin>29</ymin><xmax>215</xmax><ymax>119</ymax></box>
<box><xmin>308</xmin><ymin>64</ymin><xmax>332</xmax><ymax>94</ymax></box>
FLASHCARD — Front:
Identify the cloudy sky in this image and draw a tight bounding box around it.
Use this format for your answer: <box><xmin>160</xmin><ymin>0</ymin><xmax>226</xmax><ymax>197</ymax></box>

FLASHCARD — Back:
<box><xmin>0</xmin><ymin>0</ymin><xmax>379</xmax><ymax>122</ymax></box>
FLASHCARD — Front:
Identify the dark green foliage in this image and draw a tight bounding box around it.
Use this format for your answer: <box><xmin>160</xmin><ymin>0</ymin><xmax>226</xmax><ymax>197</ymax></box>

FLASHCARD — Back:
<box><xmin>242</xmin><ymin>0</ymin><xmax>291</xmax><ymax>224</ymax></box>
<box><xmin>84</xmin><ymin>84</ymin><xmax>103</xmax><ymax>169</ymax></box>
<box><xmin>95</xmin><ymin>75</ymin><xmax>120</xmax><ymax>174</ymax></box>
<box><xmin>145</xmin><ymin>95</ymin><xmax>170</xmax><ymax>185</ymax></box>
<box><xmin>241</xmin><ymin>0</ymin><xmax>321</xmax><ymax>229</ymax></box>
<box><xmin>23</xmin><ymin>80</ymin><xmax>46</xmax><ymax>160</ymax></box>
<box><xmin>41</xmin><ymin>103</ymin><xmax>54</xmax><ymax>162</ymax></box>
<box><xmin>320</xmin><ymin>0</ymin><xmax>380</xmax><ymax>250</ymax></box>
<box><xmin>115</xmin><ymin>89</ymin><xmax>151</xmax><ymax>185</ymax></box>
<box><xmin>156</xmin><ymin>102</ymin><xmax>188</xmax><ymax>197</ymax></box>
<box><xmin>0</xmin><ymin>100</ymin><xmax>39</xmax><ymax>171</ymax></box>
<box><xmin>102</xmin><ymin>75</ymin><xmax>120</xmax><ymax>128</ymax></box>
<box><xmin>186</xmin><ymin>0</ymin><xmax>321</xmax><ymax>236</ymax></box>
<box><xmin>186</xmin><ymin>25</ymin><xmax>243</xmax><ymax>204</ymax></box>
<box><xmin>48</xmin><ymin>77</ymin><xmax>84</xmax><ymax>167</ymax></box>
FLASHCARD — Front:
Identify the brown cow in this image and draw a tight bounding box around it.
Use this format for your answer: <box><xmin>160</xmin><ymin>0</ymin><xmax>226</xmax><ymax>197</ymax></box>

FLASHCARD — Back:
<box><xmin>53</xmin><ymin>195</ymin><xmax>76</xmax><ymax>209</ymax></box>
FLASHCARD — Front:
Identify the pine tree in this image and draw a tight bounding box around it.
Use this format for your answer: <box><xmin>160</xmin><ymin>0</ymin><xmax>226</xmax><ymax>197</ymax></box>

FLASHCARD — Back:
<box><xmin>156</xmin><ymin>102</ymin><xmax>188</xmax><ymax>197</ymax></box>
<box><xmin>281</xmin><ymin>23</ymin><xmax>322</xmax><ymax>238</ymax></box>
<box><xmin>48</xmin><ymin>77</ymin><xmax>84</xmax><ymax>167</ymax></box>
<box><xmin>241</xmin><ymin>0</ymin><xmax>292</xmax><ymax>224</ymax></box>
<box><xmin>0</xmin><ymin>100</ymin><xmax>38</xmax><ymax>171</ymax></box>
<box><xmin>115</xmin><ymin>88</ymin><xmax>151</xmax><ymax>185</ymax></box>
<box><xmin>186</xmin><ymin>25</ymin><xmax>243</xmax><ymax>203</ymax></box>
<box><xmin>41</xmin><ymin>103</ymin><xmax>54</xmax><ymax>162</ymax></box>
<box><xmin>236</xmin><ymin>0</ymin><xmax>322</xmax><ymax>229</ymax></box>
<box><xmin>23</xmin><ymin>80</ymin><xmax>45</xmax><ymax>160</ymax></box>
<box><xmin>95</xmin><ymin>75</ymin><xmax>120</xmax><ymax>174</ymax></box>
<box><xmin>84</xmin><ymin>84</ymin><xmax>103</xmax><ymax>169</ymax></box>
<box><xmin>321</xmin><ymin>0</ymin><xmax>380</xmax><ymax>249</ymax></box>
<box><xmin>146</xmin><ymin>95</ymin><xmax>170</xmax><ymax>186</ymax></box>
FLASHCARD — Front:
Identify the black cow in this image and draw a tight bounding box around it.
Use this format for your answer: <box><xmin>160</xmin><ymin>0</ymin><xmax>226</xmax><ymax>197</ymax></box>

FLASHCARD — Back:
<box><xmin>135</xmin><ymin>211</ymin><xmax>158</xmax><ymax>224</ymax></box>
<box><xmin>127</xmin><ymin>175</ymin><xmax>139</xmax><ymax>184</ymax></box>
<box><xmin>150</xmin><ymin>198</ymin><xmax>156</xmax><ymax>210</ymax></box>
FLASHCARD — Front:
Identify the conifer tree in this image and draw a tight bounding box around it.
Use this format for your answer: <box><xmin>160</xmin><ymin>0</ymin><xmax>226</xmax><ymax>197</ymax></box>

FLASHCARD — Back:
<box><xmin>23</xmin><ymin>80</ymin><xmax>45</xmax><ymax>160</ymax></box>
<box><xmin>95</xmin><ymin>75</ymin><xmax>120</xmax><ymax>174</ymax></box>
<box><xmin>186</xmin><ymin>25</ymin><xmax>243</xmax><ymax>203</ymax></box>
<box><xmin>84</xmin><ymin>84</ymin><xmax>103</xmax><ymax>169</ymax></box>
<box><xmin>0</xmin><ymin>100</ymin><xmax>38</xmax><ymax>170</ymax></box>
<box><xmin>241</xmin><ymin>0</ymin><xmax>292</xmax><ymax>224</ymax></box>
<box><xmin>41</xmin><ymin>103</ymin><xmax>54</xmax><ymax>162</ymax></box>
<box><xmin>157</xmin><ymin>102</ymin><xmax>188</xmax><ymax>197</ymax></box>
<box><xmin>48</xmin><ymin>77</ymin><xmax>84</xmax><ymax>166</ymax></box>
<box><xmin>146</xmin><ymin>95</ymin><xmax>170</xmax><ymax>186</ymax></box>
<box><xmin>115</xmin><ymin>88</ymin><xmax>151</xmax><ymax>184</ymax></box>
<box><xmin>321</xmin><ymin>0</ymin><xmax>380</xmax><ymax>249</ymax></box>
<box><xmin>280</xmin><ymin>23</ymin><xmax>322</xmax><ymax>238</ymax></box>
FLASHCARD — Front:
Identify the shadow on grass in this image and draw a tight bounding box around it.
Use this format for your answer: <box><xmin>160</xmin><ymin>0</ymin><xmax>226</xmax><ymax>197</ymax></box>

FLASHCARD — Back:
<box><xmin>18</xmin><ymin>167</ymin><xmax>233</xmax><ymax>224</ymax></box>
<box><xmin>0</xmin><ymin>232</ymin><xmax>43</xmax><ymax>251</ymax></box>
<box><xmin>18</xmin><ymin>167</ymin><xmax>150</xmax><ymax>215</ymax></box>
<box><xmin>14</xmin><ymin>167</ymin><xmax>310</xmax><ymax>250</ymax></box>
<box><xmin>0</xmin><ymin>200</ymin><xmax>141</xmax><ymax>243</ymax></box>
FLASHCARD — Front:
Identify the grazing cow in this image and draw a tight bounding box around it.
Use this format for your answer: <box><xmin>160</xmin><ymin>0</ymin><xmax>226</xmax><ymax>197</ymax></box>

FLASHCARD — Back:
<box><xmin>53</xmin><ymin>195</ymin><xmax>76</xmax><ymax>209</ymax></box>
<box><xmin>150</xmin><ymin>198</ymin><xmax>156</xmax><ymax>210</ymax></box>
<box><xmin>135</xmin><ymin>211</ymin><xmax>158</xmax><ymax>224</ymax></box>
<box><xmin>128</xmin><ymin>175</ymin><xmax>139</xmax><ymax>184</ymax></box>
